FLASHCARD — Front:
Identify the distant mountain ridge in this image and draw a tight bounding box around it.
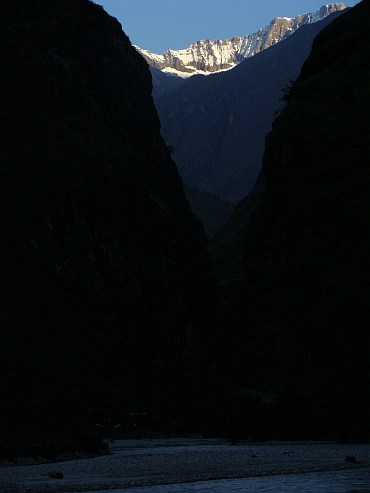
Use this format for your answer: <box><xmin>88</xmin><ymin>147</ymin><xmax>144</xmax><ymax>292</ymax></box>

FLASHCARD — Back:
<box><xmin>135</xmin><ymin>3</ymin><xmax>345</xmax><ymax>77</ymax></box>
<box><xmin>155</xmin><ymin>9</ymin><xmax>347</xmax><ymax>204</ymax></box>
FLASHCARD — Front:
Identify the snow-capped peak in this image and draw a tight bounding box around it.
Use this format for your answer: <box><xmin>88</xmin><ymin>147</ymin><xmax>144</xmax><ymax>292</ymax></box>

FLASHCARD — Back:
<box><xmin>135</xmin><ymin>3</ymin><xmax>346</xmax><ymax>78</ymax></box>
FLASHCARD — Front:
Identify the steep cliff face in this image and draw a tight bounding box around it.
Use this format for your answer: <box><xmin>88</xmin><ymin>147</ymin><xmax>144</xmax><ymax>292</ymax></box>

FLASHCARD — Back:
<box><xmin>136</xmin><ymin>4</ymin><xmax>345</xmax><ymax>77</ymax></box>
<box><xmin>209</xmin><ymin>0</ymin><xmax>370</xmax><ymax>441</ymax></box>
<box><xmin>0</xmin><ymin>0</ymin><xmax>217</xmax><ymax>444</ymax></box>
<box><xmin>156</xmin><ymin>11</ymin><xmax>345</xmax><ymax>204</ymax></box>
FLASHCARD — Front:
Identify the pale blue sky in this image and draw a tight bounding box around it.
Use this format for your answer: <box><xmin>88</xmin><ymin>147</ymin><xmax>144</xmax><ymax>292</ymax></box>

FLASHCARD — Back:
<box><xmin>97</xmin><ymin>0</ymin><xmax>361</xmax><ymax>54</ymax></box>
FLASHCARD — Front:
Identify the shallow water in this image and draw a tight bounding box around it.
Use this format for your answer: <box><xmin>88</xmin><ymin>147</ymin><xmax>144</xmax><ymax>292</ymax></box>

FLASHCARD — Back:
<box><xmin>92</xmin><ymin>468</ymin><xmax>370</xmax><ymax>493</ymax></box>
<box><xmin>2</xmin><ymin>438</ymin><xmax>368</xmax><ymax>493</ymax></box>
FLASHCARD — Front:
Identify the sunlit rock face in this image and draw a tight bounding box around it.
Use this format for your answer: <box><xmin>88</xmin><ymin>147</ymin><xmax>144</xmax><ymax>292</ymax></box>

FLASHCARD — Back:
<box><xmin>135</xmin><ymin>4</ymin><xmax>345</xmax><ymax>77</ymax></box>
<box><xmin>155</xmin><ymin>9</ymin><xmax>346</xmax><ymax>204</ymax></box>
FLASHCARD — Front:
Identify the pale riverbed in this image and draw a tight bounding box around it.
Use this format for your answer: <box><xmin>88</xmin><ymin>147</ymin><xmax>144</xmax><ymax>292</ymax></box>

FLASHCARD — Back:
<box><xmin>0</xmin><ymin>438</ymin><xmax>369</xmax><ymax>492</ymax></box>
<box><xmin>95</xmin><ymin>468</ymin><xmax>370</xmax><ymax>493</ymax></box>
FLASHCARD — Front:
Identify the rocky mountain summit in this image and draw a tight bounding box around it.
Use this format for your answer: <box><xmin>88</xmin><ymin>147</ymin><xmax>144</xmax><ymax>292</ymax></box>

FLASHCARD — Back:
<box><xmin>155</xmin><ymin>9</ymin><xmax>346</xmax><ymax>204</ymax></box>
<box><xmin>135</xmin><ymin>4</ymin><xmax>345</xmax><ymax>77</ymax></box>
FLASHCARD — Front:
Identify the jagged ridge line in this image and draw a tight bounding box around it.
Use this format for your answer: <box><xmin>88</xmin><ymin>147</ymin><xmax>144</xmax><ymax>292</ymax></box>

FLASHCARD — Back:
<box><xmin>134</xmin><ymin>3</ymin><xmax>345</xmax><ymax>77</ymax></box>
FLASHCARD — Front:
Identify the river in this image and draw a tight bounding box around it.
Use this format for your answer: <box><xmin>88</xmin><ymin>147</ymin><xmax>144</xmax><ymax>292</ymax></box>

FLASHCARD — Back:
<box><xmin>1</xmin><ymin>438</ymin><xmax>369</xmax><ymax>492</ymax></box>
<box><xmin>91</xmin><ymin>468</ymin><xmax>370</xmax><ymax>492</ymax></box>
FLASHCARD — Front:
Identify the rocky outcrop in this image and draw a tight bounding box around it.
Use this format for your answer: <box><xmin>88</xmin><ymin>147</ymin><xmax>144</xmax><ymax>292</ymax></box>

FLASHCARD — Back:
<box><xmin>0</xmin><ymin>0</ymin><xmax>218</xmax><ymax>443</ymax></box>
<box><xmin>136</xmin><ymin>4</ymin><xmax>345</xmax><ymax>77</ymax></box>
<box><xmin>48</xmin><ymin>471</ymin><xmax>64</xmax><ymax>479</ymax></box>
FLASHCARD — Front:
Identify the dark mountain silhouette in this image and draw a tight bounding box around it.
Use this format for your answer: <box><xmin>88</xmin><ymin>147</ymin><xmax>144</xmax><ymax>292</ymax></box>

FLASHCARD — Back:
<box><xmin>156</xmin><ymin>10</ymin><xmax>346</xmax><ymax>204</ymax></box>
<box><xmin>200</xmin><ymin>0</ymin><xmax>370</xmax><ymax>441</ymax></box>
<box><xmin>1</xmin><ymin>0</ymin><xmax>369</xmax><ymax>453</ymax></box>
<box><xmin>0</xmin><ymin>0</ymin><xmax>218</xmax><ymax>449</ymax></box>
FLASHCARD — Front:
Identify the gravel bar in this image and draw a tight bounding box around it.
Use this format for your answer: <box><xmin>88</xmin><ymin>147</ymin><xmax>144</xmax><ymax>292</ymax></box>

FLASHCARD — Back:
<box><xmin>0</xmin><ymin>439</ymin><xmax>369</xmax><ymax>492</ymax></box>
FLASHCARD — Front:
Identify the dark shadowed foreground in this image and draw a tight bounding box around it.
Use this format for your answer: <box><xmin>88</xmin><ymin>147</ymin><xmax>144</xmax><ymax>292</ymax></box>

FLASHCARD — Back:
<box><xmin>0</xmin><ymin>0</ymin><xmax>217</xmax><ymax>449</ymax></box>
<box><xmin>0</xmin><ymin>0</ymin><xmax>369</xmax><ymax>455</ymax></box>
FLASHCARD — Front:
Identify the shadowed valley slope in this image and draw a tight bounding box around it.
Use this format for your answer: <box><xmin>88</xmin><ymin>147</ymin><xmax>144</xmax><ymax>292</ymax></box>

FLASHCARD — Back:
<box><xmin>0</xmin><ymin>0</ymin><xmax>218</xmax><ymax>448</ymax></box>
